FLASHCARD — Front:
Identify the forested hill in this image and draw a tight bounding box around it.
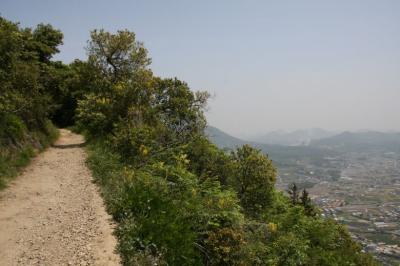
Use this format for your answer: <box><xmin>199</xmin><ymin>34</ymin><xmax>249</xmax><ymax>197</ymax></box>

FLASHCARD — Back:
<box><xmin>206</xmin><ymin>125</ymin><xmax>400</xmax><ymax>158</ymax></box>
<box><xmin>0</xmin><ymin>16</ymin><xmax>379</xmax><ymax>265</ymax></box>
<box><xmin>251</xmin><ymin>128</ymin><xmax>336</xmax><ymax>146</ymax></box>
<box><xmin>311</xmin><ymin>131</ymin><xmax>400</xmax><ymax>152</ymax></box>
<box><xmin>205</xmin><ymin>126</ymin><xmax>249</xmax><ymax>148</ymax></box>
<box><xmin>205</xmin><ymin>126</ymin><xmax>339</xmax><ymax>167</ymax></box>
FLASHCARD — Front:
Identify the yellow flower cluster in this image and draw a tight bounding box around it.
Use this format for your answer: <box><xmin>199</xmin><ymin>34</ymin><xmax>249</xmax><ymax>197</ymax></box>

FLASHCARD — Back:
<box><xmin>95</xmin><ymin>97</ymin><xmax>110</xmax><ymax>104</ymax></box>
<box><xmin>139</xmin><ymin>144</ymin><xmax>149</xmax><ymax>156</ymax></box>
<box><xmin>267</xmin><ymin>222</ymin><xmax>278</xmax><ymax>233</ymax></box>
<box><xmin>113</xmin><ymin>82</ymin><xmax>125</xmax><ymax>91</ymax></box>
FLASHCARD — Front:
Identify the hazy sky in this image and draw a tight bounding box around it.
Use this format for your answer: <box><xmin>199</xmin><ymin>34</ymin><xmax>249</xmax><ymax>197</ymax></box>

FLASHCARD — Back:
<box><xmin>1</xmin><ymin>0</ymin><xmax>399</xmax><ymax>137</ymax></box>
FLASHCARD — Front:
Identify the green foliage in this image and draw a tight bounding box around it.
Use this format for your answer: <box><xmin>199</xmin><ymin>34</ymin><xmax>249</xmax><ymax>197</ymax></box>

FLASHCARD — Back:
<box><xmin>31</xmin><ymin>23</ymin><xmax>63</xmax><ymax>63</ymax></box>
<box><xmin>0</xmin><ymin>114</ymin><xmax>27</xmax><ymax>145</ymax></box>
<box><xmin>0</xmin><ymin>120</ymin><xmax>58</xmax><ymax>189</ymax></box>
<box><xmin>184</xmin><ymin>136</ymin><xmax>234</xmax><ymax>185</ymax></box>
<box><xmin>75</xmin><ymin>93</ymin><xmax>114</xmax><ymax>135</ymax></box>
<box><xmin>153</xmin><ymin>78</ymin><xmax>209</xmax><ymax>141</ymax></box>
<box><xmin>0</xmin><ymin>17</ymin><xmax>61</xmax><ymax>188</ymax></box>
<box><xmin>230</xmin><ymin>145</ymin><xmax>277</xmax><ymax>217</ymax></box>
<box><xmin>87</xmin><ymin>29</ymin><xmax>151</xmax><ymax>82</ymax></box>
<box><xmin>0</xmin><ymin>144</ymin><xmax>34</xmax><ymax>189</ymax></box>
<box><xmin>0</xmin><ymin>15</ymin><xmax>379</xmax><ymax>265</ymax></box>
<box><xmin>79</xmin><ymin>27</ymin><xmax>378</xmax><ymax>266</ymax></box>
<box><xmin>114</xmin><ymin>166</ymin><xmax>202</xmax><ymax>265</ymax></box>
<box><xmin>87</xmin><ymin>142</ymin><xmax>245</xmax><ymax>265</ymax></box>
<box><xmin>197</xmin><ymin>180</ymin><xmax>246</xmax><ymax>265</ymax></box>
<box><xmin>0</xmin><ymin>17</ymin><xmax>64</xmax><ymax>129</ymax></box>
<box><xmin>288</xmin><ymin>182</ymin><xmax>300</xmax><ymax>205</ymax></box>
<box><xmin>300</xmin><ymin>188</ymin><xmax>319</xmax><ymax>217</ymax></box>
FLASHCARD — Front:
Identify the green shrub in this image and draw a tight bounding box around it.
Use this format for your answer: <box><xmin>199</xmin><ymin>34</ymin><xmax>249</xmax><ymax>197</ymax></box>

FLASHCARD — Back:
<box><xmin>87</xmin><ymin>142</ymin><xmax>249</xmax><ymax>266</ymax></box>
<box><xmin>0</xmin><ymin>119</ymin><xmax>58</xmax><ymax>189</ymax></box>
<box><xmin>115</xmin><ymin>167</ymin><xmax>201</xmax><ymax>265</ymax></box>
<box><xmin>0</xmin><ymin>114</ymin><xmax>27</xmax><ymax>145</ymax></box>
<box><xmin>0</xmin><ymin>17</ymin><xmax>62</xmax><ymax>188</ymax></box>
<box><xmin>230</xmin><ymin>145</ymin><xmax>277</xmax><ymax>218</ymax></box>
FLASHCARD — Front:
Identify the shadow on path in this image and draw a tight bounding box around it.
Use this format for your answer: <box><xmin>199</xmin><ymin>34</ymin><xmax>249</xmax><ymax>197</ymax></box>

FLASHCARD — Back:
<box><xmin>52</xmin><ymin>142</ymin><xmax>86</xmax><ymax>149</ymax></box>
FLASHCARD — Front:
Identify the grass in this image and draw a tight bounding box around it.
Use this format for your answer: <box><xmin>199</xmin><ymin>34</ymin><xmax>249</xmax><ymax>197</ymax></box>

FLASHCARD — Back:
<box><xmin>0</xmin><ymin>121</ymin><xmax>59</xmax><ymax>190</ymax></box>
<box><xmin>85</xmin><ymin>139</ymin><xmax>123</xmax><ymax>202</ymax></box>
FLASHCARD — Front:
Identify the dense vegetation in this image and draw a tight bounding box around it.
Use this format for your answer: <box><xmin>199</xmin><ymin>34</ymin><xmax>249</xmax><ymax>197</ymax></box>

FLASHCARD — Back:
<box><xmin>0</xmin><ymin>17</ymin><xmax>60</xmax><ymax>188</ymax></box>
<box><xmin>0</xmin><ymin>17</ymin><xmax>379</xmax><ymax>265</ymax></box>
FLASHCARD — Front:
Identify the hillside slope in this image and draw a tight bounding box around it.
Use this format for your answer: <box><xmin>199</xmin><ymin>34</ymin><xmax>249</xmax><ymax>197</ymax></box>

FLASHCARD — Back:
<box><xmin>205</xmin><ymin>125</ymin><xmax>248</xmax><ymax>148</ymax></box>
<box><xmin>251</xmin><ymin>128</ymin><xmax>336</xmax><ymax>146</ymax></box>
<box><xmin>311</xmin><ymin>131</ymin><xmax>400</xmax><ymax>152</ymax></box>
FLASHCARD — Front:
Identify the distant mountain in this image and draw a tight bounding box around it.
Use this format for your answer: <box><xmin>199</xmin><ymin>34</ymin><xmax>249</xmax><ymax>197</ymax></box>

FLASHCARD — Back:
<box><xmin>205</xmin><ymin>126</ymin><xmax>248</xmax><ymax>149</ymax></box>
<box><xmin>205</xmin><ymin>126</ymin><xmax>338</xmax><ymax>167</ymax></box>
<box><xmin>205</xmin><ymin>126</ymin><xmax>400</xmax><ymax>176</ymax></box>
<box><xmin>311</xmin><ymin>131</ymin><xmax>400</xmax><ymax>152</ymax></box>
<box><xmin>250</xmin><ymin>128</ymin><xmax>336</xmax><ymax>146</ymax></box>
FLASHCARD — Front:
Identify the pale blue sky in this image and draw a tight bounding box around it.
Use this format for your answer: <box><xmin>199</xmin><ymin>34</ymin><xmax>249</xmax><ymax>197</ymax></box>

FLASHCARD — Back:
<box><xmin>1</xmin><ymin>0</ymin><xmax>399</xmax><ymax>137</ymax></box>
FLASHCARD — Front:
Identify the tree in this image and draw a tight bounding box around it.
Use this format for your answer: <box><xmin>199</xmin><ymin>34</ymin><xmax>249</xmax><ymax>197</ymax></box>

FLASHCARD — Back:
<box><xmin>300</xmin><ymin>188</ymin><xmax>318</xmax><ymax>217</ymax></box>
<box><xmin>87</xmin><ymin>29</ymin><xmax>151</xmax><ymax>83</ymax></box>
<box><xmin>0</xmin><ymin>17</ymin><xmax>64</xmax><ymax>130</ymax></box>
<box><xmin>32</xmin><ymin>23</ymin><xmax>63</xmax><ymax>62</ymax></box>
<box><xmin>287</xmin><ymin>184</ymin><xmax>318</xmax><ymax>216</ymax></box>
<box><xmin>153</xmin><ymin>78</ymin><xmax>209</xmax><ymax>143</ymax></box>
<box><xmin>230</xmin><ymin>145</ymin><xmax>276</xmax><ymax>217</ymax></box>
<box><xmin>184</xmin><ymin>136</ymin><xmax>235</xmax><ymax>185</ymax></box>
<box><xmin>0</xmin><ymin>17</ymin><xmax>62</xmax><ymax>186</ymax></box>
<box><xmin>287</xmin><ymin>183</ymin><xmax>299</xmax><ymax>205</ymax></box>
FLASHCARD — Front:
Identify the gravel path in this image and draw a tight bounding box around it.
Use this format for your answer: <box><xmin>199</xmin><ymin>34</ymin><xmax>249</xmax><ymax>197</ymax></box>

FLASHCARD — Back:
<box><xmin>0</xmin><ymin>129</ymin><xmax>120</xmax><ymax>266</ymax></box>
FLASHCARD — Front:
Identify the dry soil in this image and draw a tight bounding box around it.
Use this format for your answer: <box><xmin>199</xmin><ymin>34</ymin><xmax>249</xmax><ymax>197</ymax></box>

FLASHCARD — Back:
<box><xmin>0</xmin><ymin>129</ymin><xmax>120</xmax><ymax>266</ymax></box>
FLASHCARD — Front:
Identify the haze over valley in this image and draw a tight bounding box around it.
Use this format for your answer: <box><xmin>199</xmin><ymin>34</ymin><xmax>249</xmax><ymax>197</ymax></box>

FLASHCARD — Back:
<box><xmin>206</xmin><ymin>125</ymin><xmax>400</xmax><ymax>264</ymax></box>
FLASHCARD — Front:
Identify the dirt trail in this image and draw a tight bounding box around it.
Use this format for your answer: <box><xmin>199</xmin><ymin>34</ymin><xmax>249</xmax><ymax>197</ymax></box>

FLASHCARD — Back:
<box><xmin>0</xmin><ymin>129</ymin><xmax>120</xmax><ymax>266</ymax></box>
